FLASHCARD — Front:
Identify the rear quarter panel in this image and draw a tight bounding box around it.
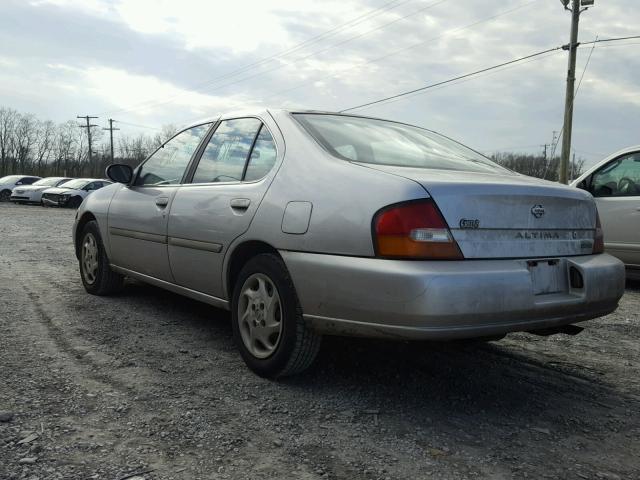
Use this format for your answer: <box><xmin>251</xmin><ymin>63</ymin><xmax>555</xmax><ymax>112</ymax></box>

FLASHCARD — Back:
<box><xmin>235</xmin><ymin>111</ymin><xmax>429</xmax><ymax>257</ymax></box>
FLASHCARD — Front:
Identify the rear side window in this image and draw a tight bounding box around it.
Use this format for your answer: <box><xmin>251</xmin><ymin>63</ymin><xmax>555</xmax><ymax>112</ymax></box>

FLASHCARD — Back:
<box><xmin>135</xmin><ymin>124</ymin><xmax>209</xmax><ymax>186</ymax></box>
<box><xmin>244</xmin><ymin>126</ymin><xmax>277</xmax><ymax>182</ymax></box>
<box><xmin>192</xmin><ymin>118</ymin><xmax>262</xmax><ymax>183</ymax></box>
<box><xmin>294</xmin><ymin>114</ymin><xmax>506</xmax><ymax>173</ymax></box>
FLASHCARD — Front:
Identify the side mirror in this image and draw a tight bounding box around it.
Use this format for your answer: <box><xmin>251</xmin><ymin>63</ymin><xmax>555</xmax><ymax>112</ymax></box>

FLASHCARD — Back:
<box><xmin>106</xmin><ymin>164</ymin><xmax>133</xmax><ymax>184</ymax></box>
<box><xmin>15</xmin><ymin>181</ymin><xmax>22</xmax><ymax>186</ymax></box>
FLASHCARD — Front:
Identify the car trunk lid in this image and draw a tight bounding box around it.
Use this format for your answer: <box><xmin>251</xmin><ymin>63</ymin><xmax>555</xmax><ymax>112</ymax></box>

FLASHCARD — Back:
<box><xmin>357</xmin><ymin>164</ymin><xmax>597</xmax><ymax>258</ymax></box>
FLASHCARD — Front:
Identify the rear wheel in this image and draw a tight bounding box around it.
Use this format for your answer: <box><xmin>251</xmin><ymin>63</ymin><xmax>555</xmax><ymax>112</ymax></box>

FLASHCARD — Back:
<box><xmin>0</xmin><ymin>190</ymin><xmax>10</xmax><ymax>202</ymax></box>
<box><xmin>79</xmin><ymin>220</ymin><xmax>124</xmax><ymax>295</ymax></box>
<box><xmin>231</xmin><ymin>253</ymin><xmax>321</xmax><ymax>378</ymax></box>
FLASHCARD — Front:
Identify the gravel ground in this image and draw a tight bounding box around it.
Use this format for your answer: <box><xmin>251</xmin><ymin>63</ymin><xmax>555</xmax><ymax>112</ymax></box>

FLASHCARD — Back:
<box><xmin>0</xmin><ymin>202</ymin><xmax>639</xmax><ymax>480</ymax></box>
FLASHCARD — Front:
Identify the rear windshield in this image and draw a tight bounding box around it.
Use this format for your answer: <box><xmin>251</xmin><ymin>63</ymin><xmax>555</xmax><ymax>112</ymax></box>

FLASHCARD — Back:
<box><xmin>294</xmin><ymin>114</ymin><xmax>507</xmax><ymax>173</ymax></box>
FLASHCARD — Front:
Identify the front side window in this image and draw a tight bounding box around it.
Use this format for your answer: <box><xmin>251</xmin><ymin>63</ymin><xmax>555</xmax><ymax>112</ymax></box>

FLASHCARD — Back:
<box><xmin>20</xmin><ymin>177</ymin><xmax>39</xmax><ymax>185</ymax></box>
<box><xmin>192</xmin><ymin>118</ymin><xmax>262</xmax><ymax>184</ymax></box>
<box><xmin>294</xmin><ymin>114</ymin><xmax>508</xmax><ymax>174</ymax></box>
<box><xmin>135</xmin><ymin>124</ymin><xmax>209</xmax><ymax>186</ymax></box>
<box><xmin>591</xmin><ymin>153</ymin><xmax>640</xmax><ymax>197</ymax></box>
<box><xmin>244</xmin><ymin>126</ymin><xmax>278</xmax><ymax>182</ymax></box>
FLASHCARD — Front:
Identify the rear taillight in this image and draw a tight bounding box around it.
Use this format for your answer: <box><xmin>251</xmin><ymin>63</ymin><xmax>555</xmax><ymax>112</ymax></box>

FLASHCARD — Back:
<box><xmin>373</xmin><ymin>199</ymin><xmax>463</xmax><ymax>259</ymax></box>
<box><xmin>593</xmin><ymin>210</ymin><xmax>604</xmax><ymax>254</ymax></box>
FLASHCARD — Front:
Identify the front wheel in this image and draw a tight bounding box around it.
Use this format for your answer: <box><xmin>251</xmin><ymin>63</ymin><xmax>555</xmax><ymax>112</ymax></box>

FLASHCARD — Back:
<box><xmin>0</xmin><ymin>190</ymin><xmax>10</xmax><ymax>202</ymax></box>
<box><xmin>79</xmin><ymin>220</ymin><xmax>124</xmax><ymax>295</ymax></box>
<box><xmin>231</xmin><ymin>253</ymin><xmax>321</xmax><ymax>378</ymax></box>
<box><xmin>68</xmin><ymin>196</ymin><xmax>83</xmax><ymax>209</ymax></box>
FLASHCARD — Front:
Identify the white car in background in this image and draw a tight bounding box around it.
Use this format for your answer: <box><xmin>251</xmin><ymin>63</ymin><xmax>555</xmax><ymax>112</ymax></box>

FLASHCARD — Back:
<box><xmin>10</xmin><ymin>177</ymin><xmax>74</xmax><ymax>204</ymax></box>
<box><xmin>0</xmin><ymin>175</ymin><xmax>42</xmax><ymax>201</ymax></box>
<box><xmin>573</xmin><ymin>145</ymin><xmax>640</xmax><ymax>279</ymax></box>
<box><xmin>41</xmin><ymin>178</ymin><xmax>112</xmax><ymax>208</ymax></box>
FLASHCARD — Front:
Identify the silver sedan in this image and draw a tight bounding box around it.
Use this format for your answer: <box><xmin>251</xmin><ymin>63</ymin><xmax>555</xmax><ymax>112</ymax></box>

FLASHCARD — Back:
<box><xmin>73</xmin><ymin>110</ymin><xmax>625</xmax><ymax>378</ymax></box>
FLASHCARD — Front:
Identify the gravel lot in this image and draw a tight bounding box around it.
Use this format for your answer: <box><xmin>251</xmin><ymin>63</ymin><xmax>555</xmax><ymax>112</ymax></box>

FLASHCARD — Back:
<box><xmin>0</xmin><ymin>202</ymin><xmax>639</xmax><ymax>480</ymax></box>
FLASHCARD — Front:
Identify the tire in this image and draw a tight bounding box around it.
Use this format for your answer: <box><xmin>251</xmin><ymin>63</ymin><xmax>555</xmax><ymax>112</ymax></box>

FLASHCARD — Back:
<box><xmin>0</xmin><ymin>190</ymin><xmax>10</xmax><ymax>202</ymax></box>
<box><xmin>231</xmin><ymin>253</ymin><xmax>321</xmax><ymax>378</ymax></box>
<box><xmin>79</xmin><ymin>220</ymin><xmax>124</xmax><ymax>295</ymax></box>
<box><xmin>68</xmin><ymin>196</ymin><xmax>82</xmax><ymax>209</ymax></box>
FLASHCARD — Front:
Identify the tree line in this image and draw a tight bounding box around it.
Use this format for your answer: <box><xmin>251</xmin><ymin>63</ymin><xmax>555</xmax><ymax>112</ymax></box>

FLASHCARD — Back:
<box><xmin>1</xmin><ymin>105</ymin><xmax>587</xmax><ymax>181</ymax></box>
<box><xmin>490</xmin><ymin>152</ymin><xmax>585</xmax><ymax>181</ymax></box>
<box><xmin>0</xmin><ymin>106</ymin><xmax>176</xmax><ymax>179</ymax></box>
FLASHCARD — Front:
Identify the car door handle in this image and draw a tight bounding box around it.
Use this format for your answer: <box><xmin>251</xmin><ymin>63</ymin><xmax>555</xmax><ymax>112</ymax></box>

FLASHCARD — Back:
<box><xmin>230</xmin><ymin>198</ymin><xmax>251</xmax><ymax>210</ymax></box>
<box><xmin>155</xmin><ymin>196</ymin><xmax>169</xmax><ymax>208</ymax></box>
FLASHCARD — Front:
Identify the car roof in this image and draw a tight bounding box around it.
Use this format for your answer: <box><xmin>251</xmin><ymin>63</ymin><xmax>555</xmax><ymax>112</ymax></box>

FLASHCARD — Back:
<box><xmin>181</xmin><ymin>108</ymin><xmax>396</xmax><ymax>130</ymax></box>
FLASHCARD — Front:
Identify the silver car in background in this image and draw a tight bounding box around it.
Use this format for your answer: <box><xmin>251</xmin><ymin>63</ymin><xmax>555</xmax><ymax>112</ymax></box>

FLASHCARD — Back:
<box><xmin>572</xmin><ymin>146</ymin><xmax>640</xmax><ymax>279</ymax></box>
<box><xmin>73</xmin><ymin>110</ymin><xmax>625</xmax><ymax>378</ymax></box>
<box><xmin>10</xmin><ymin>177</ymin><xmax>73</xmax><ymax>204</ymax></box>
<box><xmin>42</xmin><ymin>178</ymin><xmax>111</xmax><ymax>208</ymax></box>
<box><xmin>0</xmin><ymin>174</ymin><xmax>41</xmax><ymax>201</ymax></box>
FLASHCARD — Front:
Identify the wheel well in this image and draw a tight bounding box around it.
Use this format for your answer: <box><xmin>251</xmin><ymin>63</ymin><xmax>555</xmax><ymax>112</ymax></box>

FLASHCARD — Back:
<box><xmin>227</xmin><ymin>241</ymin><xmax>280</xmax><ymax>298</ymax></box>
<box><xmin>75</xmin><ymin>212</ymin><xmax>97</xmax><ymax>259</ymax></box>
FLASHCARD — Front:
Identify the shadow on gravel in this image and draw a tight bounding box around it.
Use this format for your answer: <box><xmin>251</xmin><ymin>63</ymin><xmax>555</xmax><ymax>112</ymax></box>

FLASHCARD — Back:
<box><xmin>110</xmin><ymin>280</ymin><xmax>627</xmax><ymax>428</ymax></box>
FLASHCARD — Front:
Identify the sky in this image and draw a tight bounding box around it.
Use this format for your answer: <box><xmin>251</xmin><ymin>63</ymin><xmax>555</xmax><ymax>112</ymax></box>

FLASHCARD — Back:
<box><xmin>0</xmin><ymin>0</ymin><xmax>638</xmax><ymax>166</ymax></box>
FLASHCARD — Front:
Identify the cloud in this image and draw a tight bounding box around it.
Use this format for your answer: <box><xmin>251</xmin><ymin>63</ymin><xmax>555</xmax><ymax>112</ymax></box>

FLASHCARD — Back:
<box><xmin>0</xmin><ymin>0</ymin><xmax>638</xmax><ymax>165</ymax></box>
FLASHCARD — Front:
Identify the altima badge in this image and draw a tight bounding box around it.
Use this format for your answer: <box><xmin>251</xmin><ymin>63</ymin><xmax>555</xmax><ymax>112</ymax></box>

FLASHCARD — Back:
<box><xmin>531</xmin><ymin>204</ymin><xmax>545</xmax><ymax>218</ymax></box>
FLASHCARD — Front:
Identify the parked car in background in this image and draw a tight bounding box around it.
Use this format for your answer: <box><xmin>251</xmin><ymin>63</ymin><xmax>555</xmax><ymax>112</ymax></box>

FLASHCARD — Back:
<box><xmin>0</xmin><ymin>175</ymin><xmax>42</xmax><ymax>201</ymax></box>
<box><xmin>573</xmin><ymin>146</ymin><xmax>640</xmax><ymax>279</ymax></box>
<box><xmin>42</xmin><ymin>178</ymin><xmax>111</xmax><ymax>208</ymax></box>
<box><xmin>73</xmin><ymin>110</ymin><xmax>625</xmax><ymax>378</ymax></box>
<box><xmin>10</xmin><ymin>177</ymin><xmax>74</xmax><ymax>204</ymax></box>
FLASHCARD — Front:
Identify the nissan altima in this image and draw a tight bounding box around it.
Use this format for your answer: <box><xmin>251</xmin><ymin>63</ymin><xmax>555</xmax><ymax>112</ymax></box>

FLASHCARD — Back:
<box><xmin>73</xmin><ymin>110</ymin><xmax>625</xmax><ymax>378</ymax></box>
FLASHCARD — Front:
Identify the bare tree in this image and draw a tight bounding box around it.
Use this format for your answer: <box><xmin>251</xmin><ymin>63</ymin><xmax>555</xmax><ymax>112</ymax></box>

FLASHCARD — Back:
<box><xmin>0</xmin><ymin>107</ymin><xmax>17</xmax><ymax>176</ymax></box>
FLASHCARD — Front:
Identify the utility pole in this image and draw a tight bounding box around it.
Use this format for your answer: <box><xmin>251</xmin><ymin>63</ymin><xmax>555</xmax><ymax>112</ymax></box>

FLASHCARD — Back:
<box><xmin>103</xmin><ymin>119</ymin><xmax>119</xmax><ymax>162</ymax></box>
<box><xmin>77</xmin><ymin>115</ymin><xmax>98</xmax><ymax>176</ymax></box>
<box><xmin>558</xmin><ymin>0</ymin><xmax>593</xmax><ymax>184</ymax></box>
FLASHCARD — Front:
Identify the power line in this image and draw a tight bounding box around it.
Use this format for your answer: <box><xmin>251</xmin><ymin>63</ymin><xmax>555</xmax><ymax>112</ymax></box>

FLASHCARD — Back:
<box><xmin>113</xmin><ymin>120</ymin><xmax>161</xmax><ymax>130</ymax></box>
<box><xmin>104</xmin><ymin>0</ymin><xmax>448</xmax><ymax>117</ymax></box>
<box><xmin>548</xmin><ymin>35</ymin><xmax>598</xmax><ymax>162</ymax></box>
<box><xmin>345</xmin><ymin>47</ymin><xmax>560</xmax><ymax>112</ymax></box>
<box><xmin>214</xmin><ymin>0</ymin><xmax>542</xmax><ymax>113</ymax></box>
<box><xmin>340</xmin><ymin>34</ymin><xmax>640</xmax><ymax>114</ymax></box>
<box><xmin>97</xmin><ymin>0</ymin><xmax>540</xmax><ymax>118</ymax></box>
<box><xmin>97</xmin><ymin>0</ymin><xmax>413</xmax><ymax>116</ymax></box>
<box><xmin>340</xmin><ymin>46</ymin><xmax>563</xmax><ymax>112</ymax></box>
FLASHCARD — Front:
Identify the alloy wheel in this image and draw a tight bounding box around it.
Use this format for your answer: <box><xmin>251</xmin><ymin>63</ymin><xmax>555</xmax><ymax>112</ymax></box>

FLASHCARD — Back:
<box><xmin>81</xmin><ymin>233</ymin><xmax>99</xmax><ymax>285</ymax></box>
<box><xmin>237</xmin><ymin>273</ymin><xmax>283</xmax><ymax>359</ymax></box>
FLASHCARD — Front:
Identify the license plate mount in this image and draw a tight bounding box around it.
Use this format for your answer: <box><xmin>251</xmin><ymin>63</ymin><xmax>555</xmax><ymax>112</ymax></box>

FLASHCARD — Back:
<box><xmin>527</xmin><ymin>259</ymin><xmax>568</xmax><ymax>295</ymax></box>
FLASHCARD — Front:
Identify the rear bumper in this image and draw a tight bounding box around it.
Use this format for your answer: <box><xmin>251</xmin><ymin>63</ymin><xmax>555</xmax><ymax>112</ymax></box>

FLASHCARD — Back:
<box><xmin>281</xmin><ymin>251</ymin><xmax>626</xmax><ymax>340</ymax></box>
